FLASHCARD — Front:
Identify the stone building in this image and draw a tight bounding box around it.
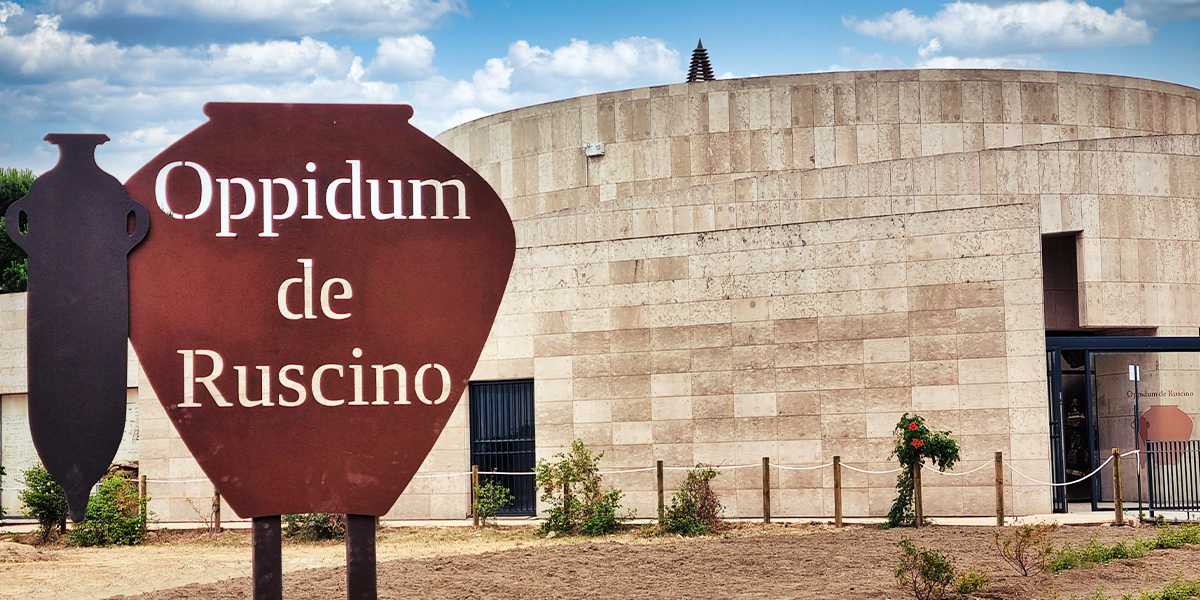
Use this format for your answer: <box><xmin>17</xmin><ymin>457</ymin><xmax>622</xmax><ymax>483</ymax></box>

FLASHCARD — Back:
<box><xmin>4</xmin><ymin>68</ymin><xmax>1200</xmax><ymax>521</ymax></box>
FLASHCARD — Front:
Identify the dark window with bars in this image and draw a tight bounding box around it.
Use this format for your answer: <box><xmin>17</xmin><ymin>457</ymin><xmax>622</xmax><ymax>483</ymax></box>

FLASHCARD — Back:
<box><xmin>469</xmin><ymin>379</ymin><xmax>536</xmax><ymax>515</ymax></box>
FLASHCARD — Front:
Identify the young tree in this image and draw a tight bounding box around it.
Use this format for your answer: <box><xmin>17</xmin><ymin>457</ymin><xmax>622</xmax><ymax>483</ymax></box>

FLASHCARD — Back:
<box><xmin>0</xmin><ymin>167</ymin><xmax>36</xmax><ymax>293</ymax></box>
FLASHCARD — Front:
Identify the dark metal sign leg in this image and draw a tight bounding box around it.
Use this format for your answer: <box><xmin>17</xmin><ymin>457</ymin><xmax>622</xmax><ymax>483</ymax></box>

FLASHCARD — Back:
<box><xmin>253</xmin><ymin>516</ymin><xmax>282</xmax><ymax>600</ymax></box>
<box><xmin>346</xmin><ymin>514</ymin><xmax>377</xmax><ymax>600</ymax></box>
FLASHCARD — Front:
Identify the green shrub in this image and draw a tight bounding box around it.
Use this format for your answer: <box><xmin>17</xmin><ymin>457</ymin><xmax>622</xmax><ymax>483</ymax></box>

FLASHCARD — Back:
<box><xmin>535</xmin><ymin>439</ymin><xmax>628</xmax><ymax>536</ymax></box>
<box><xmin>888</xmin><ymin>414</ymin><xmax>960</xmax><ymax>528</ymax></box>
<box><xmin>473</xmin><ymin>480</ymin><xmax>514</xmax><ymax>527</ymax></box>
<box><xmin>18</xmin><ymin>464</ymin><xmax>68</xmax><ymax>543</ymax></box>
<box><xmin>67</xmin><ymin>474</ymin><xmax>148</xmax><ymax>547</ymax></box>
<box><xmin>283</xmin><ymin>513</ymin><xmax>345</xmax><ymax>541</ymax></box>
<box><xmin>1151</xmin><ymin>523</ymin><xmax>1200</xmax><ymax>549</ymax></box>
<box><xmin>1046</xmin><ymin>523</ymin><xmax>1200</xmax><ymax>574</ymax></box>
<box><xmin>896</xmin><ymin>538</ymin><xmax>990</xmax><ymax>600</ymax></box>
<box><xmin>1</xmin><ymin>257</ymin><xmax>26</xmax><ymax>293</ymax></box>
<box><xmin>955</xmin><ymin>564</ymin><xmax>992</xmax><ymax>596</ymax></box>
<box><xmin>896</xmin><ymin>537</ymin><xmax>958</xmax><ymax>600</ymax></box>
<box><xmin>663</xmin><ymin>464</ymin><xmax>723</xmax><ymax>536</ymax></box>
<box><xmin>994</xmin><ymin>522</ymin><xmax>1058</xmax><ymax>575</ymax></box>
<box><xmin>1047</xmin><ymin>534</ymin><xmax>1155</xmax><ymax>573</ymax></box>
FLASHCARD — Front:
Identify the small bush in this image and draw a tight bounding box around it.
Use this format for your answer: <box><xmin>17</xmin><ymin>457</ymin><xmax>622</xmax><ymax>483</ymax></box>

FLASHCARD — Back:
<box><xmin>896</xmin><ymin>538</ymin><xmax>991</xmax><ymax>600</ymax></box>
<box><xmin>1046</xmin><ymin>534</ymin><xmax>1155</xmax><ymax>573</ymax></box>
<box><xmin>1151</xmin><ymin>523</ymin><xmax>1200</xmax><ymax>549</ymax></box>
<box><xmin>283</xmin><ymin>513</ymin><xmax>345</xmax><ymax>541</ymax></box>
<box><xmin>955</xmin><ymin>564</ymin><xmax>992</xmax><ymax>596</ymax></box>
<box><xmin>994</xmin><ymin>522</ymin><xmax>1058</xmax><ymax>576</ymax></box>
<box><xmin>18</xmin><ymin>464</ymin><xmax>68</xmax><ymax>543</ymax></box>
<box><xmin>662</xmin><ymin>464</ymin><xmax>723</xmax><ymax>536</ymax></box>
<box><xmin>535</xmin><ymin>439</ymin><xmax>629</xmax><ymax>536</ymax></box>
<box><xmin>896</xmin><ymin>537</ymin><xmax>957</xmax><ymax>600</ymax></box>
<box><xmin>473</xmin><ymin>480</ymin><xmax>514</xmax><ymax>527</ymax></box>
<box><xmin>67</xmin><ymin>474</ymin><xmax>148</xmax><ymax>547</ymax></box>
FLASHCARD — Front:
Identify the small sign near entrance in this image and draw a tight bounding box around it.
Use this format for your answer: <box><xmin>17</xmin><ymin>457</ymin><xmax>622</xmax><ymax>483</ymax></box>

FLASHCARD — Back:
<box><xmin>125</xmin><ymin>103</ymin><xmax>516</xmax><ymax>518</ymax></box>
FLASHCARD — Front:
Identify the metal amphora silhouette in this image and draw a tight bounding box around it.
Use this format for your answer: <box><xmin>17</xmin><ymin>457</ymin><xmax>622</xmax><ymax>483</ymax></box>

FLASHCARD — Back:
<box><xmin>4</xmin><ymin>134</ymin><xmax>149</xmax><ymax>522</ymax></box>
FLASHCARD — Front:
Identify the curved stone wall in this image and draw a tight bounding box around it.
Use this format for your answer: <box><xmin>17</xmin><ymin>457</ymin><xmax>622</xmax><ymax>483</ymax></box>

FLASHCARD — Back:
<box><xmin>438</xmin><ymin>70</ymin><xmax>1200</xmax><ymax>222</ymax></box>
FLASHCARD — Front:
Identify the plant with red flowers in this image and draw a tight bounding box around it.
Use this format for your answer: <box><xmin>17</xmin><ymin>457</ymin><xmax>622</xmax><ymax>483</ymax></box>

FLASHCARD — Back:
<box><xmin>887</xmin><ymin>414</ymin><xmax>960</xmax><ymax>528</ymax></box>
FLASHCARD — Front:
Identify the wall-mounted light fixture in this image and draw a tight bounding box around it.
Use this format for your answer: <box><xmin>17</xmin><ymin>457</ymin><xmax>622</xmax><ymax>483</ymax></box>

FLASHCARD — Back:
<box><xmin>583</xmin><ymin>142</ymin><xmax>605</xmax><ymax>157</ymax></box>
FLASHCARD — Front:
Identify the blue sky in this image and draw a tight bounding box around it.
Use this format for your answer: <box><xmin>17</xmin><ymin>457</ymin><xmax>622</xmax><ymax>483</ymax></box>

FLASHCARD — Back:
<box><xmin>0</xmin><ymin>0</ymin><xmax>1197</xmax><ymax>180</ymax></box>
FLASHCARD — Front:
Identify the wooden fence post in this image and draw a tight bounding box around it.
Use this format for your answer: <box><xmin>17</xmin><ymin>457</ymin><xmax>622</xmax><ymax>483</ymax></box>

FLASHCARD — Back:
<box><xmin>833</xmin><ymin>456</ymin><xmax>842</xmax><ymax>527</ymax></box>
<box><xmin>1112</xmin><ymin>448</ymin><xmax>1124</xmax><ymax>526</ymax></box>
<box><xmin>213</xmin><ymin>489</ymin><xmax>222</xmax><ymax>533</ymax></box>
<box><xmin>471</xmin><ymin>465</ymin><xmax>480</xmax><ymax>527</ymax></box>
<box><xmin>995</xmin><ymin>451</ymin><xmax>1004</xmax><ymax>527</ymax></box>
<box><xmin>762</xmin><ymin>457</ymin><xmax>771</xmax><ymax>524</ymax></box>
<box><xmin>656</xmin><ymin>460</ymin><xmax>664</xmax><ymax>523</ymax></box>
<box><xmin>913</xmin><ymin>462</ymin><xmax>923</xmax><ymax>528</ymax></box>
<box><xmin>139</xmin><ymin>475</ymin><xmax>148</xmax><ymax>537</ymax></box>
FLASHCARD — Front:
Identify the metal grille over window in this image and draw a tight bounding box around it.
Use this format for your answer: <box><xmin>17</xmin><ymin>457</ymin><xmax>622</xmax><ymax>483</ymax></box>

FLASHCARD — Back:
<box><xmin>469</xmin><ymin>379</ymin><xmax>536</xmax><ymax>515</ymax></box>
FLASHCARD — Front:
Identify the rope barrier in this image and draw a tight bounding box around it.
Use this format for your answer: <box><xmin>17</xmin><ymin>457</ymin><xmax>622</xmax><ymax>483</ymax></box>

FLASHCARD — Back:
<box><xmin>772</xmin><ymin>463</ymin><xmax>834</xmax><ymax>471</ymax></box>
<box><xmin>2</xmin><ymin>448</ymin><xmax>1148</xmax><ymax>487</ymax></box>
<box><xmin>924</xmin><ymin>460</ymin><xmax>993</xmax><ymax>477</ymax></box>
<box><xmin>1004</xmin><ymin>455</ymin><xmax>1114</xmax><ymax>487</ymax></box>
<box><xmin>597</xmin><ymin>467</ymin><xmax>657</xmax><ymax>474</ymax></box>
<box><xmin>840</xmin><ymin>464</ymin><xmax>904</xmax><ymax>474</ymax></box>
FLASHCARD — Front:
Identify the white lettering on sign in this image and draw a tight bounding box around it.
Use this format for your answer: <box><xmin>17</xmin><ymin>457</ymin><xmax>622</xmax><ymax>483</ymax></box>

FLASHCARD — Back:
<box><xmin>154</xmin><ymin>159</ymin><xmax>470</xmax><ymax>237</ymax></box>
<box><xmin>277</xmin><ymin>259</ymin><xmax>352</xmax><ymax>320</ymax></box>
<box><xmin>176</xmin><ymin>348</ymin><xmax>448</xmax><ymax>408</ymax></box>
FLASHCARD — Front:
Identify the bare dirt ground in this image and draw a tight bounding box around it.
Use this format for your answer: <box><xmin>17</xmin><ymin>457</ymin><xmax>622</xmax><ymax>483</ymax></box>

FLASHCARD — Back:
<box><xmin>1</xmin><ymin>522</ymin><xmax>1198</xmax><ymax>599</ymax></box>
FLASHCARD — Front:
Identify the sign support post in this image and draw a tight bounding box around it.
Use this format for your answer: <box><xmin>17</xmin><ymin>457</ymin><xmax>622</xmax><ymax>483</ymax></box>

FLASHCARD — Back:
<box><xmin>346</xmin><ymin>515</ymin><xmax>377</xmax><ymax>600</ymax></box>
<box><xmin>252</xmin><ymin>516</ymin><xmax>282</xmax><ymax>600</ymax></box>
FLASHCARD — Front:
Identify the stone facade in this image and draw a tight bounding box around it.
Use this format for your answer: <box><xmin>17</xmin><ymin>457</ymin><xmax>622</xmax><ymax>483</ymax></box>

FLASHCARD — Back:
<box><xmin>2</xmin><ymin>69</ymin><xmax>1199</xmax><ymax>521</ymax></box>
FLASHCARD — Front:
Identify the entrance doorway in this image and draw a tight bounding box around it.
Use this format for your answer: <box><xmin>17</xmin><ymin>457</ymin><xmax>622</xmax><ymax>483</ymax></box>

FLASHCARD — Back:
<box><xmin>1047</xmin><ymin>337</ymin><xmax>1200</xmax><ymax>513</ymax></box>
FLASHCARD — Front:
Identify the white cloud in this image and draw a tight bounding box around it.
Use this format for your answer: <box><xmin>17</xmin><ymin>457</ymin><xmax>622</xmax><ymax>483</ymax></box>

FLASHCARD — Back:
<box><xmin>845</xmin><ymin>0</ymin><xmax>1152</xmax><ymax>56</ymax></box>
<box><xmin>506</xmin><ymin>37</ymin><xmax>680</xmax><ymax>84</ymax></box>
<box><xmin>0</xmin><ymin>1</ymin><xmax>21</xmax><ymax>34</ymax></box>
<box><xmin>0</xmin><ymin>4</ymin><xmax>683</xmax><ymax>179</ymax></box>
<box><xmin>918</xmin><ymin>37</ymin><xmax>942</xmax><ymax>59</ymax></box>
<box><xmin>0</xmin><ymin>14</ymin><xmax>122</xmax><ymax>80</ymax></box>
<box><xmin>408</xmin><ymin>37</ymin><xmax>681</xmax><ymax>132</ymax></box>
<box><xmin>1122</xmin><ymin>0</ymin><xmax>1200</xmax><ymax>21</ymax></box>
<box><xmin>368</xmin><ymin>35</ymin><xmax>436</xmax><ymax>80</ymax></box>
<box><xmin>39</xmin><ymin>0</ymin><xmax>466</xmax><ymax>37</ymax></box>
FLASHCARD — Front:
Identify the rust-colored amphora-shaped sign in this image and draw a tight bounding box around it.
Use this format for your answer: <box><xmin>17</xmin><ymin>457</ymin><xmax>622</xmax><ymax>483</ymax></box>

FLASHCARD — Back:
<box><xmin>126</xmin><ymin>103</ymin><xmax>514</xmax><ymax>518</ymax></box>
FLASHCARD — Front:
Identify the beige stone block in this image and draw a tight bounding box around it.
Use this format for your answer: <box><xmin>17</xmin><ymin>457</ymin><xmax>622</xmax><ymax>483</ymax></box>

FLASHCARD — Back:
<box><xmin>958</xmin><ymin>357</ymin><xmax>1008</xmax><ymax>384</ymax></box>
<box><xmin>863</xmin><ymin>338</ymin><xmax>910</xmax><ymax>363</ymax></box>
<box><xmin>573</xmin><ymin>399</ymin><xmax>611</xmax><ymax>423</ymax></box>
<box><xmin>613</xmin><ymin>421</ymin><xmax>653</xmax><ymax>446</ymax></box>
<box><xmin>913</xmin><ymin>385</ymin><xmax>958</xmax><ymax>411</ymax></box>
<box><xmin>573</xmin><ymin>422</ymin><xmax>613</xmax><ymax>447</ymax></box>
<box><xmin>533</xmin><ymin>356</ymin><xmax>572</xmax><ymax>380</ymax></box>
<box><xmin>814</xmin><ymin>126</ymin><xmax>835</xmax><ymax>168</ymax></box>
<box><xmin>958</xmin><ymin>332</ymin><xmax>1006</xmax><ymax>359</ymax></box>
<box><xmin>912</xmin><ymin>360</ymin><xmax>958</xmax><ymax>386</ymax></box>
<box><xmin>732</xmin><ymin>297</ymin><xmax>770</xmax><ymax>322</ymax></box>
<box><xmin>733</xmin><ymin>392</ymin><xmax>778</xmax><ymax>418</ymax></box>
<box><xmin>535</xmin><ymin>400</ymin><xmax>574</xmax><ymax>425</ymax></box>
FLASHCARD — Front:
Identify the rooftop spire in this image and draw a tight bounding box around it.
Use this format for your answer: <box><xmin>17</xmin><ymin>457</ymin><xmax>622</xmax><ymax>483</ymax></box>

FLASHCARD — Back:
<box><xmin>687</xmin><ymin>39</ymin><xmax>714</xmax><ymax>82</ymax></box>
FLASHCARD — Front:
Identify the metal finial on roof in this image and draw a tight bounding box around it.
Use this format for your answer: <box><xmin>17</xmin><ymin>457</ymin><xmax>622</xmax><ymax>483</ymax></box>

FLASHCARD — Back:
<box><xmin>687</xmin><ymin>39</ymin><xmax>714</xmax><ymax>82</ymax></box>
